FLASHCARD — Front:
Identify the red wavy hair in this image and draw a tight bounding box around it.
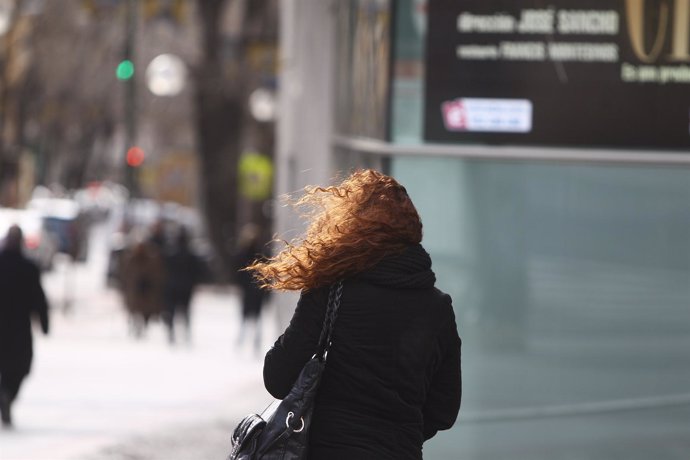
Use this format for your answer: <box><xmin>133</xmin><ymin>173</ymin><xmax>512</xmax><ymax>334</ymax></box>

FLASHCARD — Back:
<box><xmin>247</xmin><ymin>169</ymin><xmax>422</xmax><ymax>291</ymax></box>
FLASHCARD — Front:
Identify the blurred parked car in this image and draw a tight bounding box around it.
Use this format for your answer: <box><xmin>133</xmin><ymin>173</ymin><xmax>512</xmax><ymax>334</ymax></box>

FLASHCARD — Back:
<box><xmin>0</xmin><ymin>207</ymin><xmax>59</xmax><ymax>271</ymax></box>
<box><xmin>27</xmin><ymin>198</ymin><xmax>90</xmax><ymax>262</ymax></box>
<box><xmin>74</xmin><ymin>181</ymin><xmax>128</xmax><ymax>222</ymax></box>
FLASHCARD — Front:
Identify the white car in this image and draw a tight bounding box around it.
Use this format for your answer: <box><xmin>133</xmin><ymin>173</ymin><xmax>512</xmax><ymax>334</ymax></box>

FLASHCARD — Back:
<box><xmin>0</xmin><ymin>207</ymin><xmax>58</xmax><ymax>271</ymax></box>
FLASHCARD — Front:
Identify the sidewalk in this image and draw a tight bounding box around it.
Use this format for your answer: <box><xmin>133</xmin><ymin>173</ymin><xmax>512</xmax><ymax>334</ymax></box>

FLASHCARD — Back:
<box><xmin>0</xmin><ymin>275</ymin><xmax>277</xmax><ymax>460</ymax></box>
<box><xmin>81</xmin><ymin>419</ymin><xmax>238</xmax><ymax>460</ymax></box>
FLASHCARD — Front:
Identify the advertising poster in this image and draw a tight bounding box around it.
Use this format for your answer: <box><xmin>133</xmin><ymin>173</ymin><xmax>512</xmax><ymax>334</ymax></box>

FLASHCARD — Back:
<box><xmin>425</xmin><ymin>0</ymin><xmax>690</xmax><ymax>149</ymax></box>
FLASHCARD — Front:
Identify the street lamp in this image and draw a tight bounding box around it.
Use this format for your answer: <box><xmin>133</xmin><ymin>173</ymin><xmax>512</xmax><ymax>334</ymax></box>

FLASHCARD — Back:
<box><xmin>145</xmin><ymin>53</ymin><xmax>186</xmax><ymax>97</ymax></box>
<box><xmin>248</xmin><ymin>87</ymin><xmax>276</xmax><ymax>122</ymax></box>
<box><xmin>0</xmin><ymin>0</ymin><xmax>14</xmax><ymax>36</ymax></box>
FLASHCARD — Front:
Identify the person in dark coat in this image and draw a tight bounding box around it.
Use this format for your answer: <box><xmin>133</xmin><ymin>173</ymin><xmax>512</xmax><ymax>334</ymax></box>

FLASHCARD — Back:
<box><xmin>234</xmin><ymin>224</ymin><xmax>269</xmax><ymax>352</ymax></box>
<box><xmin>0</xmin><ymin>225</ymin><xmax>49</xmax><ymax>428</ymax></box>
<box><xmin>163</xmin><ymin>227</ymin><xmax>203</xmax><ymax>344</ymax></box>
<box><xmin>119</xmin><ymin>237</ymin><xmax>165</xmax><ymax>338</ymax></box>
<box><xmin>247</xmin><ymin>170</ymin><xmax>462</xmax><ymax>459</ymax></box>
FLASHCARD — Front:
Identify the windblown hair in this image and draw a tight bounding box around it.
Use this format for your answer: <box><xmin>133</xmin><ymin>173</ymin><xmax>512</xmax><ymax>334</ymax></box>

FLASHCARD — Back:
<box><xmin>247</xmin><ymin>169</ymin><xmax>422</xmax><ymax>291</ymax></box>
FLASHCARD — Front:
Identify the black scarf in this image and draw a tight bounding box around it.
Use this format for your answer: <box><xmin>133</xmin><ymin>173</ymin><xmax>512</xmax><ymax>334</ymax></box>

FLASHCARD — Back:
<box><xmin>356</xmin><ymin>244</ymin><xmax>436</xmax><ymax>289</ymax></box>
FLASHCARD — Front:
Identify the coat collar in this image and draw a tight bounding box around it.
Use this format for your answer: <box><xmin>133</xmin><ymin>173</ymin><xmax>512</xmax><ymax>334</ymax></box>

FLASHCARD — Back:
<box><xmin>356</xmin><ymin>244</ymin><xmax>436</xmax><ymax>289</ymax></box>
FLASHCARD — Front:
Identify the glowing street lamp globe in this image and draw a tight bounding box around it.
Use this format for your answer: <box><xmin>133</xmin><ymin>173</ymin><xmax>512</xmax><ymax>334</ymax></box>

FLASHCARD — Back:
<box><xmin>0</xmin><ymin>0</ymin><xmax>14</xmax><ymax>36</ymax></box>
<box><xmin>145</xmin><ymin>53</ymin><xmax>187</xmax><ymax>97</ymax></box>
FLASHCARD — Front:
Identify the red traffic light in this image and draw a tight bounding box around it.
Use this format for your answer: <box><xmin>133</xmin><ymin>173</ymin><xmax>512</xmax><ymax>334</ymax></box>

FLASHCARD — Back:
<box><xmin>126</xmin><ymin>146</ymin><xmax>145</xmax><ymax>167</ymax></box>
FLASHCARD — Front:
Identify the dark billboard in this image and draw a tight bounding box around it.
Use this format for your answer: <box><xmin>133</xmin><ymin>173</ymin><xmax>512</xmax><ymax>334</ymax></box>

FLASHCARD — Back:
<box><xmin>424</xmin><ymin>0</ymin><xmax>690</xmax><ymax>150</ymax></box>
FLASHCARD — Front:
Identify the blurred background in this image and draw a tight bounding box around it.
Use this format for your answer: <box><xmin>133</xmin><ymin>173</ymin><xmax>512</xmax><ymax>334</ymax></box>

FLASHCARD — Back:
<box><xmin>1</xmin><ymin>0</ymin><xmax>690</xmax><ymax>459</ymax></box>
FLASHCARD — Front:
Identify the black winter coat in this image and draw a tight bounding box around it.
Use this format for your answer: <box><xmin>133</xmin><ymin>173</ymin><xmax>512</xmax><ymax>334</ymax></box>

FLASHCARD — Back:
<box><xmin>164</xmin><ymin>247</ymin><xmax>203</xmax><ymax>307</ymax></box>
<box><xmin>0</xmin><ymin>249</ymin><xmax>49</xmax><ymax>377</ymax></box>
<box><xmin>264</xmin><ymin>244</ymin><xmax>461</xmax><ymax>460</ymax></box>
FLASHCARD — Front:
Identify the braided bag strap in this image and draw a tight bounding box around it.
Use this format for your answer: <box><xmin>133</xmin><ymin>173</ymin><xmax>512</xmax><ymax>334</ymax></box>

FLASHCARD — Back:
<box><xmin>316</xmin><ymin>280</ymin><xmax>344</xmax><ymax>361</ymax></box>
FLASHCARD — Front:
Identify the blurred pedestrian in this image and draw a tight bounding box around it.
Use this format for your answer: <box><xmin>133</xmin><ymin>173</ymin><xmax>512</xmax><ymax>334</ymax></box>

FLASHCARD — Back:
<box><xmin>119</xmin><ymin>229</ymin><xmax>165</xmax><ymax>338</ymax></box>
<box><xmin>148</xmin><ymin>218</ymin><xmax>166</xmax><ymax>252</ymax></box>
<box><xmin>0</xmin><ymin>225</ymin><xmax>50</xmax><ymax>428</ymax></box>
<box><xmin>247</xmin><ymin>170</ymin><xmax>462</xmax><ymax>458</ymax></box>
<box><xmin>234</xmin><ymin>224</ymin><xmax>269</xmax><ymax>353</ymax></box>
<box><xmin>163</xmin><ymin>227</ymin><xmax>203</xmax><ymax>344</ymax></box>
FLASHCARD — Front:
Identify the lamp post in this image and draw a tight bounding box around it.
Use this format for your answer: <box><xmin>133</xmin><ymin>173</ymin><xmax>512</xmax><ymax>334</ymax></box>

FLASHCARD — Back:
<box><xmin>0</xmin><ymin>0</ymin><xmax>19</xmax><ymax>207</ymax></box>
<box><xmin>121</xmin><ymin>0</ymin><xmax>138</xmax><ymax>198</ymax></box>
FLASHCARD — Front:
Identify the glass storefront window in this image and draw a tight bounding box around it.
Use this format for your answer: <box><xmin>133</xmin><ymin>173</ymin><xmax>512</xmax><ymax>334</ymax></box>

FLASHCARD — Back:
<box><xmin>392</xmin><ymin>156</ymin><xmax>690</xmax><ymax>460</ymax></box>
<box><xmin>390</xmin><ymin>0</ymin><xmax>425</xmax><ymax>144</ymax></box>
<box><xmin>335</xmin><ymin>0</ymin><xmax>392</xmax><ymax>140</ymax></box>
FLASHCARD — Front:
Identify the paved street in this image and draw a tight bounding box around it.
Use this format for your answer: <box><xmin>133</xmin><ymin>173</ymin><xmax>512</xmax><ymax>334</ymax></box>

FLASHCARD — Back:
<box><xmin>0</xmin><ymin>226</ymin><xmax>276</xmax><ymax>460</ymax></box>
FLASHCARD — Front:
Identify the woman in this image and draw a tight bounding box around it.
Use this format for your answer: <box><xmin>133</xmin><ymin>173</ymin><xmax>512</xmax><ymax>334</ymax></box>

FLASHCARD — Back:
<box><xmin>247</xmin><ymin>169</ymin><xmax>461</xmax><ymax>459</ymax></box>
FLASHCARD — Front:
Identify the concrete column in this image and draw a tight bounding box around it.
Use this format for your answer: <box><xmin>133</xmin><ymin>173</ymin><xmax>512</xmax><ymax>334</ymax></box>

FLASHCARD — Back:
<box><xmin>273</xmin><ymin>0</ymin><xmax>336</xmax><ymax>325</ymax></box>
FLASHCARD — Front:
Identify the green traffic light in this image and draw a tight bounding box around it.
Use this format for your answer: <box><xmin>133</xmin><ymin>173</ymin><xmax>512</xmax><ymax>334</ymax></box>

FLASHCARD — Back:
<box><xmin>116</xmin><ymin>60</ymin><xmax>135</xmax><ymax>80</ymax></box>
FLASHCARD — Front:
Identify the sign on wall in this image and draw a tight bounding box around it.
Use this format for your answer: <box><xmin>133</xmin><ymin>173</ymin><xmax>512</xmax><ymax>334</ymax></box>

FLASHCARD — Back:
<box><xmin>425</xmin><ymin>0</ymin><xmax>690</xmax><ymax>149</ymax></box>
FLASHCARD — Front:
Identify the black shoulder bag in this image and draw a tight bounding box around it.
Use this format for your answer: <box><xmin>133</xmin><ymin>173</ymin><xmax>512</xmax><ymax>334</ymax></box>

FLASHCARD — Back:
<box><xmin>228</xmin><ymin>281</ymin><xmax>344</xmax><ymax>460</ymax></box>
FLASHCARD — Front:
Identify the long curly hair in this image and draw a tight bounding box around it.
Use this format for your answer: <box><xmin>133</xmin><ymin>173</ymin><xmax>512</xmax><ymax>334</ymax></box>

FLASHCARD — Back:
<box><xmin>247</xmin><ymin>169</ymin><xmax>422</xmax><ymax>291</ymax></box>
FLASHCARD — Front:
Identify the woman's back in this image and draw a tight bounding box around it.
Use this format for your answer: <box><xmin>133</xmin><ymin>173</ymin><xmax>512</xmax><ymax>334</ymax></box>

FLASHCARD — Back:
<box><xmin>264</xmin><ymin>245</ymin><xmax>461</xmax><ymax>459</ymax></box>
<box><xmin>251</xmin><ymin>170</ymin><xmax>461</xmax><ymax>459</ymax></box>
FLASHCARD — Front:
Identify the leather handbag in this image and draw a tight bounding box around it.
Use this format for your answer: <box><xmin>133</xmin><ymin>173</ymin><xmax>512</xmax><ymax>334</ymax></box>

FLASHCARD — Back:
<box><xmin>228</xmin><ymin>281</ymin><xmax>344</xmax><ymax>460</ymax></box>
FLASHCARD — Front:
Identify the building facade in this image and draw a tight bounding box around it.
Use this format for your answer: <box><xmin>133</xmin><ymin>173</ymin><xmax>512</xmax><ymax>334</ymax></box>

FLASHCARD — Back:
<box><xmin>277</xmin><ymin>2</ymin><xmax>690</xmax><ymax>458</ymax></box>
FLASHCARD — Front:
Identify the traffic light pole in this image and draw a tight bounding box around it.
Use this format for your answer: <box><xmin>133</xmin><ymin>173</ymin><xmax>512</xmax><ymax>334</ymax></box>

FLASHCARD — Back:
<box><xmin>123</xmin><ymin>0</ymin><xmax>138</xmax><ymax>198</ymax></box>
